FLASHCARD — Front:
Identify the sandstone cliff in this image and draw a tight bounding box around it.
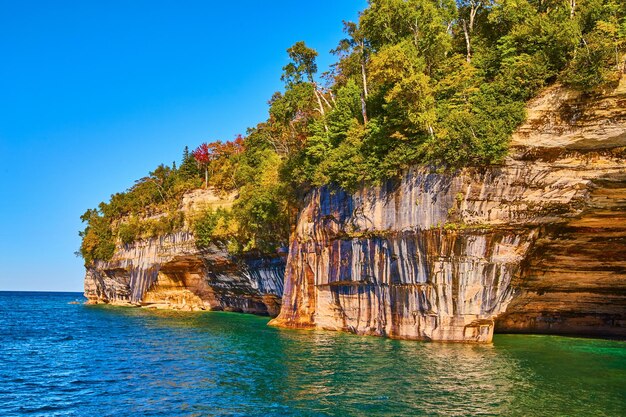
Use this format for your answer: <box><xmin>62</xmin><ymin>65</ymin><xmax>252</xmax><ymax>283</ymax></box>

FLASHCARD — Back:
<box><xmin>269</xmin><ymin>78</ymin><xmax>626</xmax><ymax>342</ymax></box>
<box><xmin>85</xmin><ymin>79</ymin><xmax>626</xmax><ymax>342</ymax></box>
<box><xmin>84</xmin><ymin>189</ymin><xmax>285</xmax><ymax>315</ymax></box>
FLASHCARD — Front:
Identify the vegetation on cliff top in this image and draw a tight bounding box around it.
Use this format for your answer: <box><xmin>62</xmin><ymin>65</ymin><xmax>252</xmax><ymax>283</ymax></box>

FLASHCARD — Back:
<box><xmin>79</xmin><ymin>0</ymin><xmax>625</xmax><ymax>264</ymax></box>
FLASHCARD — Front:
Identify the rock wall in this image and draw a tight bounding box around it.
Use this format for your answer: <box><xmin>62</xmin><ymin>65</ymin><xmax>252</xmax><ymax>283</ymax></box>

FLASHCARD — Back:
<box><xmin>270</xmin><ymin>79</ymin><xmax>626</xmax><ymax>342</ymax></box>
<box><xmin>84</xmin><ymin>190</ymin><xmax>285</xmax><ymax>316</ymax></box>
<box><xmin>85</xmin><ymin>79</ymin><xmax>626</xmax><ymax>340</ymax></box>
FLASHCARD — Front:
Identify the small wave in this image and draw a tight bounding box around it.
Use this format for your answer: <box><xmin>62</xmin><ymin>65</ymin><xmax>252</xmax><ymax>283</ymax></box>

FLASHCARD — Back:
<box><xmin>18</xmin><ymin>404</ymin><xmax>69</xmax><ymax>413</ymax></box>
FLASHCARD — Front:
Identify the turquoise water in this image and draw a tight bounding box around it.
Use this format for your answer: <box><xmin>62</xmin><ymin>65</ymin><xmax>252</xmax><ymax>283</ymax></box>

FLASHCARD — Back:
<box><xmin>1</xmin><ymin>292</ymin><xmax>625</xmax><ymax>416</ymax></box>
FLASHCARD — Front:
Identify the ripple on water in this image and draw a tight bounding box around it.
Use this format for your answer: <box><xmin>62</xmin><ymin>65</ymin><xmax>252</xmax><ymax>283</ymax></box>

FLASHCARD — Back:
<box><xmin>0</xmin><ymin>292</ymin><xmax>625</xmax><ymax>416</ymax></box>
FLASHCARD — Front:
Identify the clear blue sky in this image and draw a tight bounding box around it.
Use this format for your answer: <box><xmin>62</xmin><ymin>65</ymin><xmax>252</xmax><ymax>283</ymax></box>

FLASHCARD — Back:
<box><xmin>0</xmin><ymin>0</ymin><xmax>367</xmax><ymax>292</ymax></box>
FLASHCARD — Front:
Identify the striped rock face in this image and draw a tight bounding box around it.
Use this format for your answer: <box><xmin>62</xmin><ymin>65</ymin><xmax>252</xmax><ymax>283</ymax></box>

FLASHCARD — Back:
<box><xmin>84</xmin><ymin>231</ymin><xmax>285</xmax><ymax>315</ymax></box>
<box><xmin>85</xmin><ymin>79</ymin><xmax>626</xmax><ymax>341</ymax></box>
<box><xmin>270</xmin><ymin>79</ymin><xmax>626</xmax><ymax>342</ymax></box>
<box><xmin>84</xmin><ymin>189</ymin><xmax>285</xmax><ymax>316</ymax></box>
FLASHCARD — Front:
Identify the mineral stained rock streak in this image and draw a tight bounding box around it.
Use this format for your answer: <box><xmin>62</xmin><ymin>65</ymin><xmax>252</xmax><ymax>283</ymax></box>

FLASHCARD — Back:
<box><xmin>85</xmin><ymin>79</ymin><xmax>626</xmax><ymax>342</ymax></box>
<box><xmin>270</xmin><ymin>78</ymin><xmax>626</xmax><ymax>342</ymax></box>
<box><xmin>84</xmin><ymin>230</ymin><xmax>285</xmax><ymax>315</ymax></box>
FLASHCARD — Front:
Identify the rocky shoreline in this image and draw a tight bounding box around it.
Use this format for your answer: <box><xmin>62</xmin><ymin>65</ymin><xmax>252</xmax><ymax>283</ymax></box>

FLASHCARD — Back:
<box><xmin>86</xmin><ymin>78</ymin><xmax>626</xmax><ymax>342</ymax></box>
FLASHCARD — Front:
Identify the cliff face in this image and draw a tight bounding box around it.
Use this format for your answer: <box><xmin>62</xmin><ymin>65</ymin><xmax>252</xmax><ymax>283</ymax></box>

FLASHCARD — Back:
<box><xmin>85</xmin><ymin>79</ymin><xmax>625</xmax><ymax>341</ymax></box>
<box><xmin>84</xmin><ymin>190</ymin><xmax>285</xmax><ymax>316</ymax></box>
<box><xmin>270</xmin><ymin>79</ymin><xmax>626</xmax><ymax>342</ymax></box>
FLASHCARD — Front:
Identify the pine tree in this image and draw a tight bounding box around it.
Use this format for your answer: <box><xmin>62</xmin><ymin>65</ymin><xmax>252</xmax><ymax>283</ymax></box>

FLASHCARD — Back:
<box><xmin>178</xmin><ymin>146</ymin><xmax>200</xmax><ymax>180</ymax></box>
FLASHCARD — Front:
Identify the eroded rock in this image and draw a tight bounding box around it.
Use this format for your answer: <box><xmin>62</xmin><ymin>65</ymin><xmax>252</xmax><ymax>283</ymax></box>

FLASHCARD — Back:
<box><xmin>84</xmin><ymin>191</ymin><xmax>285</xmax><ymax>316</ymax></box>
<box><xmin>270</xmin><ymin>80</ymin><xmax>626</xmax><ymax>342</ymax></box>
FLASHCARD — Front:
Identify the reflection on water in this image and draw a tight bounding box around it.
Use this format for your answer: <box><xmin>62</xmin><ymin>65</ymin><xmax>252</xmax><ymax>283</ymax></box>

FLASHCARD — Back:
<box><xmin>1</xmin><ymin>292</ymin><xmax>625</xmax><ymax>416</ymax></box>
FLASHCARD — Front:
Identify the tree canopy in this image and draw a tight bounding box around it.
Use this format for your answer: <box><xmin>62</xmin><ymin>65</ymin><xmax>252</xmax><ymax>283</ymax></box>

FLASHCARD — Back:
<box><xmin>79</xmin><ymin>0</ymin><xmax>625</xmax><ymax>264</ymax></box>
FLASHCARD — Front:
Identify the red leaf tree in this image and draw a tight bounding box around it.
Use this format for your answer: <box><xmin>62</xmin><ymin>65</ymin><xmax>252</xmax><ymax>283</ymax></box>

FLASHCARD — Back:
<box><xmin>192</xmin><ymin>143</ymin><xmax>217</xmax><ymax>188</ymax></box>
<box><xmin>193</xmin><ymin>136</ymin><xmax>246</xmax><ymax>188</ymax></box>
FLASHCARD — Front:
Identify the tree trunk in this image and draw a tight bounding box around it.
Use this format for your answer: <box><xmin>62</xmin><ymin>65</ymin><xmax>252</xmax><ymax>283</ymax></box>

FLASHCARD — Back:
<box><xmin>151</xmin><ymin>179</ymin><xmax>166</xmax><ymax>203</ymax></box>
<box><xmin>205</xmin><ymin>167</ymin><xmax>208</xmax><ymax>188</ymax></box>
<box><xmin>360</xmin><ymin>48</ymin><xmax>369</xmax><ymax>124</ymax></box>
<box><xmin>462</xmin><ymin>19</ymin><xmax>471</xmax><ymax>63</ymax></box>
<box><xmin>319</xmin><ymin>90</ymin><xmax>333</xmax><ymax>110</ymax></box>
<box><xmin>313</xmin><ymin>86</ymin><xmax>329</xmax><ymax>132</ymax></box>
<box><xmin>412</xmin><ymin>18</ymin><xmax>419</xmax><ymax>48</ymax></box>
<box><xmin>469</xmin><ymin>3</ymin><xmax>479</xmax><ymax>32</ymax></box>
<box><xmin>360</xmin><ymin>93</ymin><xmax>368</xmax><ymax>124</ymax></box>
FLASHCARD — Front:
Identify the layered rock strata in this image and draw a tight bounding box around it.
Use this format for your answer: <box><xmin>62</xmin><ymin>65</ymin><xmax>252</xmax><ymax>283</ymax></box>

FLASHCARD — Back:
<box><xmin>84</xmin><ymin>190</ymin><xmax>285</xmax><ymax>315</ymax></box>
<box><xmin>85</xmin><ymin>79</ymin><xmax>626</xmax><ymax>340</ymax></box>
<box><xmin>270</xmin><ymin>79</ymin><xmax>626</xmax><ymax>342</ymax></box>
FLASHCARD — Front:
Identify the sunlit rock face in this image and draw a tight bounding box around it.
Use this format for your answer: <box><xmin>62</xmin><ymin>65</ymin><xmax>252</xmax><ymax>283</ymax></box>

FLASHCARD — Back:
<box><xmin>271</xmin><ymin>79</ymin><xmax>626</xmax><ymax>342</ymax></box>
<box><xmin>84</xmin><ymin>189</ymin><xmax>285</xmax><ymax>316</ymax></box>
<box><xmin>84</xmin><ymin>232</ymin><xmax>285</xmax><ymax>314</ymax></box>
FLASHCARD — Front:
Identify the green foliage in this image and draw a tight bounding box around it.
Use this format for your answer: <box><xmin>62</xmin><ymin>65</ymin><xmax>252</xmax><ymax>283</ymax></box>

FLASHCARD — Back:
<box><xmin>314</xmin><ymin>123</ymin><xmax>370</xmax><ymax>190</ymax></box>
<box><xmin>233</xmin><ymin>151</ymin><xmax>290</xmax><ymax>253</ymax></box>
<box><xmin>279</xmin><ymin>0</ymin><xmax>625</xmax><ymax>191</ymax></box>
<box><xmin>80</xmin><ymin>0</ymin><xmax>626</xmax><ymax>264</ymax></box>
<box><xmin>79</xmin><ymin>209</ymin><xmax>116</xmax><ymax>264</ymax></box>
<box><xmin>78</xmin><ymin>146</ymin><xmax>206</xmax><ymax>264</ymax></box>
<box><xmin>561</xmin><ymin>18</ymin><xmax>624</xmax><ymax>90</ymax></box>
<box><xmin>192</xmin><ymin>208</ymin><xmax>237</xmax><ymax>249</ymax></box>
<box><xmin>142</xmin><ymin>211</ymin><xmax>185</xmax><ymax>239</ymax></box>
<box><xmin>117</xmin><ymin>221</ymin><xmax>140</xmax><ymax>245</ymax></box>
<box><xmin>178</xmin><ymin>146</ymin><xmax>201</xmax><ymax>180</ymax></box>
<box><xmin>282</xmin><ymin>41</ymin><xmax>319</xmax><ymax>84</ymax></box>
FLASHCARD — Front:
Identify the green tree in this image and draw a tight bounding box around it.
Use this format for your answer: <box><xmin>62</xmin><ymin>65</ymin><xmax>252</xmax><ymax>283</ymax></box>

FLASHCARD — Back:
<box><xmin>282</xmin><ymin>41</ymin><xmax>333</xmax><ymax>131</ymax></box>
<box><xmin>333</xmin><ymin>21</ymin><xmax>371</xmax><ymax>123</ymax></box>
<box><xmin>178</xmin><ymin>146</ymin><xmax>200</xmax><ymax>180</ymax></box>
<box><xmin>79</xmin><ymin>209</ymin><xmax>116</xmax><ymax>265</ymax></box>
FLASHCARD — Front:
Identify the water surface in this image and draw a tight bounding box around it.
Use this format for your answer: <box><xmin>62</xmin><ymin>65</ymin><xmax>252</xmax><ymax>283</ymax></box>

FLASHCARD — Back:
<box><xmin>1</xmin><ymin>291</ymin><xmax>624</xmax><ymax>416</ymax></box>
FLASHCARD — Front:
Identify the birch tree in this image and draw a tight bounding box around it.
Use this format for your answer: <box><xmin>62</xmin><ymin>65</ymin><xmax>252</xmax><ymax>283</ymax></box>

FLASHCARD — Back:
<box><xmin>282</xmin><ymin>41</ymin><xmax>332</xmax><ymax>131</ymax></box>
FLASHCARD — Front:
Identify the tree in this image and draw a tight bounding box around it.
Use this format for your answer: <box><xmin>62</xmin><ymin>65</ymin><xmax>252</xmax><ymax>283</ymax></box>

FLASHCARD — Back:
<box><xmin>79</xmin><ymin>209</ymin><xmax>116</xmax><ymax>264</ymax></box>
<box><xmin>192</xmin><ymin>143</ymin><xmax>216</xmax><ymax>188</ymax></box>
<box><xmin>457</xmin><ymin>0</ymin><xmax>492</xmax><ymax>63</ymax></box>
<box><xmin>360</xmin><ymin>0</ymin><xmax>455</xmax><ymax>73</ymax></box>
<box><xmin>282</xmin><ymin>41</ymin><xmax>318</xmax><ymax>85</ymax></box>
<box><xmin>282</xmin><ymin>41</ymin><xmax>332</xmax><ymax>130</ymax></box>
<box><xmin>208</xmin><ymin>135</ymin><xmax>246</xmax><ymax>191</ymax></box>
<box><xmin>334</xmin><ymin>21</ymin><xmax>371</xmax><ymax>123</ymax></box>
<box><xmin>368</xmin><ymin>40</ymin><xmax>436</xmax><ymax>138</ymax></box>
<box><xmin>561</xmin><ymin>0</ymin><xmax>626</xmax><ymax>90</ymax></box>
<box><xmin>178</xmin><ymin>146</ymin><xmax>200</xmax><ymax>180</ymax></box>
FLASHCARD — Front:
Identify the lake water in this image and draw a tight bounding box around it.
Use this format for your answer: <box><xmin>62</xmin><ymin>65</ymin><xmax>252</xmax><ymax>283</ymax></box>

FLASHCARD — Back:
<box><xmin>1</xmin><ymin>291</ymin><xmax>625</xmax><ymax>416</ymax></box>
